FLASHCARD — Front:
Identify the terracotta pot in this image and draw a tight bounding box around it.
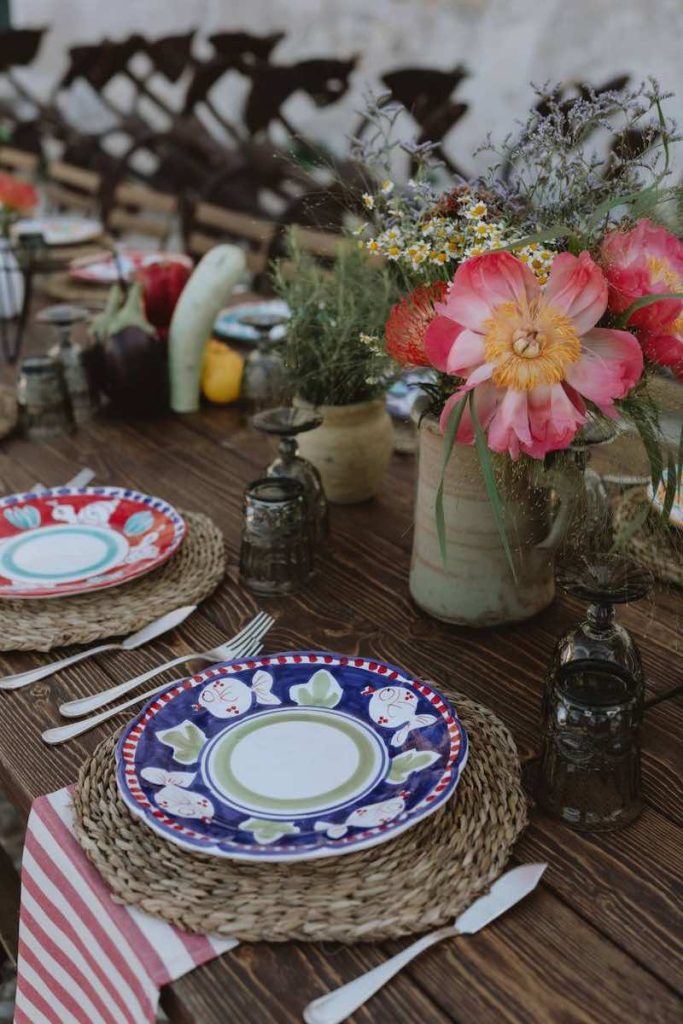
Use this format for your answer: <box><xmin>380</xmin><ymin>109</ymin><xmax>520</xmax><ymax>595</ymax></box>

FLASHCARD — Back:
<box><xmin>293</xmin><ymin>396</ymin><xmax>393</xmax><ymax>503</ymax></box>
<box><xmin>410</xmin><ymin>415</ymin><xmax>573</xmax><ymax>626</ymax></box>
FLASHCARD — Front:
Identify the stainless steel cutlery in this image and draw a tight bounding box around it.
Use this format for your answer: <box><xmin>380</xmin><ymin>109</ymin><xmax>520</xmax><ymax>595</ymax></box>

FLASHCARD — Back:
<box><xmin>42</xmin><ymin>641</ymin><xmax>266</xmax><ymax>745</ymax></box>
<box><xmin>0</xmin><ymin>605</ymin><xmax>197</xmax><ymax>691</ymax></box>
<box><xmin>58</xmin><ymin>611</ymin><xmax>274</xmax><ymax>717</ymax></box>
<box><xmin>303</xmin><ymin>863</ymin><xmax>548</xmax><ymax>1024</ymax></box>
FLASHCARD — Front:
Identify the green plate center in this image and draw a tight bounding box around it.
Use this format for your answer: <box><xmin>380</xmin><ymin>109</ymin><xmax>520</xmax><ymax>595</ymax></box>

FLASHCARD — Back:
<box><xmin>202</xmin><ymin>708</ymin><xmax>387</xmax><ymax>819</ymax></box>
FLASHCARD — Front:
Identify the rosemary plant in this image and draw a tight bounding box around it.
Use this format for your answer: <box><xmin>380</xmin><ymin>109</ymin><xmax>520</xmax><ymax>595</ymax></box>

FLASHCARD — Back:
<box><xmin>272</xmin><ymin>233</ymin><xmax>401</xmax><ymax>406</ymax></box>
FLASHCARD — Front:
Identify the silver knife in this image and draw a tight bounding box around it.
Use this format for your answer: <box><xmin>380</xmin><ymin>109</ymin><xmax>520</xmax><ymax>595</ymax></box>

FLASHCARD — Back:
<box><xmin>303</xmin><ymin>862</ymin><xmax>548</xmax><ymax>1024</ymax></box>
<box><xmin>0</xmin><ymin>604</ymin><xmax>197</xmax><ymax>691</ymax></box>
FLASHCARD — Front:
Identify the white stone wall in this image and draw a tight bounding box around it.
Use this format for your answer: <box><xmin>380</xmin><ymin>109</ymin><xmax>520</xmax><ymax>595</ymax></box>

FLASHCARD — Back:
<box><xmin>8</xmin><ymin>0</ymin><xmax>683</xmax><ymax>176</ymax></box>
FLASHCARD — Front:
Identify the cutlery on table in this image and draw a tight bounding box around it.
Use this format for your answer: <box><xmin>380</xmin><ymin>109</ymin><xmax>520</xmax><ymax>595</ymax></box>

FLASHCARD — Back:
<box><xmin>42</xmin><ymin>638</ymin><xmax>268</xmax><ymax>745</ymax></box>
<box><xmin>30</xmin><ymin>468</ymin><xmax>96</xmax><ymax>493</ymax></box>
<box><xmin>0</xmin><ymin>605</ymin><xmax>197</xmax><ymax>691</ymax></box>
<box><xmin>59</xmin><ymin>611</ymin><xmax>275</xmax><ymax>717</ymax></box>
<box><xmin>302</xmin><ymin>862</ymin><xmax>548</xmax><ymax>1024</ymax></box>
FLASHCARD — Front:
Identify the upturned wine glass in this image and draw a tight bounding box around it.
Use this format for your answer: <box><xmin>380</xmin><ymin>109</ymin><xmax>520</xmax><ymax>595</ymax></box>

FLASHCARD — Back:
<box><xmin>251</xmin><ymin>406</ymin><xmax>327</xmax><ymax>540</ymax></box>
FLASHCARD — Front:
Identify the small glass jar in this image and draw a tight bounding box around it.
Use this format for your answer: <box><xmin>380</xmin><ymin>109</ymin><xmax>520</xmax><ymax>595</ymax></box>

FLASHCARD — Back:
<box><xmin>39</xmin><ymin>303</ymin><xmax>95</xmax><ymax>424</ymax></box>
<box><xmin>537</xmin><ymin>658</ymin><xmax>643</xmax><ymax>831</ymax></box>
<box><xmin>239</xmin><ymin>477</ymin><xmax>311</xmax><ymax>595</ymax></box>
<box><xmin>16</xmin><ymin>355</ymin><xmax>73</xmax><ymax>440</ymax></box>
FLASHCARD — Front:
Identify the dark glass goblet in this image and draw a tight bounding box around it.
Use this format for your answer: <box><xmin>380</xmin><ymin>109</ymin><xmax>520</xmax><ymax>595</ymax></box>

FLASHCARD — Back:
<box><xmin>538</xmin><ymin>657</ymin><xmax>644</xmax><ymax>831</ymax></box>
<box><xmin>561</xmin><ymin>412</ymin><xmax>618</xmax><ymax>554</ymax></box>
<box><xmin>553</xmin><ymin>554</ymin><xmax>653</xmax><ymax>686</ymax></box>
<box><xmin>251</xmin><ymin>406</ymin><xmax>328</xmax><ymax>541</ymax></box>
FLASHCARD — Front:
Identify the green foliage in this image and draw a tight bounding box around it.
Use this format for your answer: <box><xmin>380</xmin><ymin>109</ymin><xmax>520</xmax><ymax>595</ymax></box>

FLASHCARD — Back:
<box><xmin>470</xmin><ymin>393</ymin><xmax>517</xmax><ymax>579</ymax></box>
<box><xmin>435</xmin><ymin>394</ymin><xmax>468</xmax><ymax>565</ymax></box>
<box><xmin>272</xmin><ymin>232</ymin><xmax>402</xmax><ymax>406</ymax></box>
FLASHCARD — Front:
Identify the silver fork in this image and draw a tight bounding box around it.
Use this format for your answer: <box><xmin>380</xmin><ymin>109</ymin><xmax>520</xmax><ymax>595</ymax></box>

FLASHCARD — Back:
<box><xmin>42</xmin><ymin>641</ymin><xmax>266</xmax><ymax>745</ymax></box>
<box><xmin>58</xmin><ymin>611</ymin><xmax>274</xmax><ymax>717</ymax></box>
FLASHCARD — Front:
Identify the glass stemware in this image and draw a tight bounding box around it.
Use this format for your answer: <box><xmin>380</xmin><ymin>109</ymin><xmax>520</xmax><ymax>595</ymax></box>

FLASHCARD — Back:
<box><xmin>251</xmin><ymin>406</ymin><xmax>328</xmax><ymax>540</ymax></box>
<box><xmin>552</xmin><ymin>554</ymin><xmax>653</xmax><ymax>686</ymax></box>
<box><xmin>239</xmin><ymin>313</ymin><xmax>289</xmax><ymax>410</ymax></box>
<box><xmin>556</xmin><ymin>412</ymin><xmax>618</xmax><ymax>556</ymax></box>
<box><xmin>538</xmin><ymin>657</ymin><xmax>644</xmax><ymax>831</ymax></box>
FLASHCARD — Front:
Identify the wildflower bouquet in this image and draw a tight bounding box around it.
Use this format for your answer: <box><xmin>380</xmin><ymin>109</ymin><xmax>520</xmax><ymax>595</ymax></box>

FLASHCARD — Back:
<box><xmin>354</xmin><ymin>81</ymin><xmax>683</xmax><ymax>560</ymax></box>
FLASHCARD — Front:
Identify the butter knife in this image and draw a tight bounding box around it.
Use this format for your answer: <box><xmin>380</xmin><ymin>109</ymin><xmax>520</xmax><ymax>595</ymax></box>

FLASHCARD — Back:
<box><xmin>303</xmin><ymin>862</ymin><xmax>548</xmax><ymax>1024</ymax></box>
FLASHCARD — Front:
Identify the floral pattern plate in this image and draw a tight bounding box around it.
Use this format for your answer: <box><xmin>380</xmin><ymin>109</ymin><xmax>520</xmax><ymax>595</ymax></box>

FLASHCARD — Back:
<box><xmin>115</xmin><ymin>652</ymin><xmax>468</xmax><ymax>862</ymax></box>
<box><xmin>213</xmin><ymin>299</ymin><xmax>290</xmax><ymax>344</ymax></box>
<box><xmin>70</xmin><ymin>249</ymin><xmax>192</xmax><ymax>284</ymax></box>
<box><xmin>0</xmin><ymin>487</ymin><xmax>186</xmax><ymax>598</ymax></box>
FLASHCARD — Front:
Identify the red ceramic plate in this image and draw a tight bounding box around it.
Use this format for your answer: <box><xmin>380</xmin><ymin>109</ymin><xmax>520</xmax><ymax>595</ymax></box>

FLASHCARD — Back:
<box><xmin>0</xmin><ymin>487</ymin><xmax>186</xmax><ymax>598</ymax></box>
<box><xmin>69</xmin><ymin>250</ymin><xmax>192</xmax><ymax>284</ymax></box>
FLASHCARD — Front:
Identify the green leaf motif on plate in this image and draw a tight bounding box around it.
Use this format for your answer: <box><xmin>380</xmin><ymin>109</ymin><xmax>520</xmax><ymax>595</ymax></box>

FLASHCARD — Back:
<box><xmin>290</xmin><ymin>669</ymin><xmax>342</xmax><ymax>708</ymax></box>
<box><xmin>156</xmin><ymin>720</ymin><xmax>207</xmax><ymax>764</ymax></box>
<box><xmin>387</xmin><ymin>749</ymin><xmax>440</xmax><ymax>785</ymax></box>
<box><xmin>239</xmin><ymin>818</ymin><xmax>300</xmax><ymax>844</ymax></box>
<box><xmin>4</xmin><ymin>505</ymin><xmax>40</xmax><ymax>530</ymax></box>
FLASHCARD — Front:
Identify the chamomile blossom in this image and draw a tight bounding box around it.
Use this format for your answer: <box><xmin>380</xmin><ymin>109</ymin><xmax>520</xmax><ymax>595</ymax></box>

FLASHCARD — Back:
<box><xmin>405</xmin><ymin>242</ymin><xmax>431</xmax><ymax>269</ymax></box>
<box><xmin>361</xmin><ymin>193</ymin><xmax>375</xmax><ymax>210</ymax></box>
<box><xmin>463</xmin><ymin>201</ymin><xmax>488</xmax><ymax>221</ymax></box>
<box><xmin>379</xmin><ymin>226</ymin><xmax>402</xmax><ymax>244</ymax></box>
<box><xmin>380</xmin><ymin>179</ymin><xmax>394</xmax><ymax>195</ymax></box>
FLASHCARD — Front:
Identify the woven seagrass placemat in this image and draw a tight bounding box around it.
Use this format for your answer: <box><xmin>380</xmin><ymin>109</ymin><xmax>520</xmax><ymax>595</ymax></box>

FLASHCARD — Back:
<box><xmin>0</xmin><ymin>510</ymin><xmax>226</xmax><ymax>651</ymax></box>
<box><xmin>73</xmin><ymin>694</ymin><xmax>528</xmax><ymax>944</ymax></box>
<box><xmin>613</xmin><ymin>487</ymin><xmax>683</xmax><ymax>588</ymax></box>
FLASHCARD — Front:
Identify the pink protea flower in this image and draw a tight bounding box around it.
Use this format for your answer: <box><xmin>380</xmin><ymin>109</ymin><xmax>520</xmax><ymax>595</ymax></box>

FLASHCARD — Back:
<box><xmin>601</xmin><ymin>219</ymin><xmax>683</xmax><ymax>379</ymax></box>
<box><xmin>424</xmin><ymin>251</ymin><xmax>643</xmax><ymax>459</ymax></box>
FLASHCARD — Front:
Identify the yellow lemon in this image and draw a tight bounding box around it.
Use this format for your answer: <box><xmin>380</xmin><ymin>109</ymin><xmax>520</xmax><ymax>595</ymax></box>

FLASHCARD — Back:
<box><xmin>201</xmin><ymin>339</ymin><xmax>244</xmax><ymax>404</ymax></box>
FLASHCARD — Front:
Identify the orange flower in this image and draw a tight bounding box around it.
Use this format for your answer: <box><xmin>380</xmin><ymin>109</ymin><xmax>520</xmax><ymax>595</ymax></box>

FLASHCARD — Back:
<box><xmin>0</xmin><ymin>172</ymin><xmax>37</xmax><ymax>213</ymax></box>
<box><xmin>385</xmin><ymin>281</ymin><xmax>448</xmax><ymax>366</ymax></box>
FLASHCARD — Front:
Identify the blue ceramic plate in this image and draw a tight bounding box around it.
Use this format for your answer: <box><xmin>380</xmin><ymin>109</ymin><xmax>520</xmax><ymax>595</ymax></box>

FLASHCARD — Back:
<box><xmin>213</xmin><ymin>300</ymin><xmax>290</xmax><ymax>344</ymax></box>
<box><xmin>116</xmin><ymin>652</ymin><xmax>468</xmax><ymax>862</ymax></box>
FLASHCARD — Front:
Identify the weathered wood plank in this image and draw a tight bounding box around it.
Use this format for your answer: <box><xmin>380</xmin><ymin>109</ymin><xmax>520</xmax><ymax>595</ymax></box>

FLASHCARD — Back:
<box><xmin>0</xmin><ymin>407</ymin><xmax>680</xmax><ymax>1024</ymax></box>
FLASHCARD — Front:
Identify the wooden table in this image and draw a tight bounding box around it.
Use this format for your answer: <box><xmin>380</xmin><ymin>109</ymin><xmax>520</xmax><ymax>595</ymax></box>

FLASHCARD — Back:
<box><xmin>0</xmin><ymin>403</ymin><xmax>681</xmax><ymax>1024</ymax></box>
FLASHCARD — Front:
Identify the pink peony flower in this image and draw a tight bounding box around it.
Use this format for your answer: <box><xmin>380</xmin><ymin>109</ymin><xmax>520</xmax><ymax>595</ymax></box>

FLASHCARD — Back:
<box><xmin>424</xmin><ymin>250</ymin><xmax>643</xmax><ymax>459</ymax></box>
<box><xmin>601</xmin><ymin>219</ymin><xmax>683</xmax><ymax>378</ymax></box>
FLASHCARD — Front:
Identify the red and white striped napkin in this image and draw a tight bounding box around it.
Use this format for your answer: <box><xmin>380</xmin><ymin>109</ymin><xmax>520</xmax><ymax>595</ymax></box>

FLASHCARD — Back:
<box><xmin>14</xmin><ymin>788</ymin><xmax>238</xmax><ymax>1024</ymax></box>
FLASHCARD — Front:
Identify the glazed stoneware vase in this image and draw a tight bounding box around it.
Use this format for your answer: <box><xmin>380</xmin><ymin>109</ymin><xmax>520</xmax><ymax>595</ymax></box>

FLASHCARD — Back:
<box><xmin>410</xmin><ymin>415</ymin><xmax>572</xmax><ymax>626</ymax></box>
<box><xmin>293</xmin><ymin>397</ymin><xmax>394</xmax><ymax>504</ymax></box>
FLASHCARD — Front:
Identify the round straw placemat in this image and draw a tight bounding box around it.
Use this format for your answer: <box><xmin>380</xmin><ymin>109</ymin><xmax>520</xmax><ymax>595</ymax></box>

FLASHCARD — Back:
<box><xmin>73</xmin><ymin>694</ymin><xmax>528</xmax><ymax>943</ymax></box>
<box><xmin>0</xmin><ymin>510</ymin><xmax>226</xmax><ymax>651</ymax></box>
<box><xmin>613</xmin><ymin>487</ymin><xmax>683</xmax><ymax>588</ymax></box>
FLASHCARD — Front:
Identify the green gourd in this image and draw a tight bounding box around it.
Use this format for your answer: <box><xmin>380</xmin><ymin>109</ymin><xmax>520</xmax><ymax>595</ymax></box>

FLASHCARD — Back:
<box><xmin>167</xmin><ymin>245</ymin><xmax>246</xmax><ymax>413</ymax></box>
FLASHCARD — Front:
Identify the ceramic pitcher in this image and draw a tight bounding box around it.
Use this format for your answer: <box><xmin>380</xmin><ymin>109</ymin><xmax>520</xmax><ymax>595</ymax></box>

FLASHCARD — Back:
<box><xmin>410</xmin><ymin>415</ymin><xmax>573</xmax><ymax>626</ymax></box>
